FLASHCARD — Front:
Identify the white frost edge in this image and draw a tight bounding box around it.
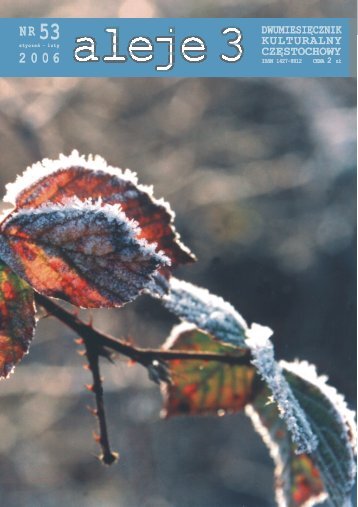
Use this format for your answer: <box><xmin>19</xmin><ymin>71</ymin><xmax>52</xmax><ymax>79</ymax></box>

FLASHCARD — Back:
<box><xmin>1</xmin><ymin>197</ymin><xmax>170</xmax><ymax>266</ymax></box>
<box><xmin>159</xmin><ymin>322</ymin><xmax>198</xmax><ymax>418</ymax></box>
<box><xmin>169</xmin><ymin>277</ymin><xmax>248</xmax><ymax>328</ymax></box>
<box><xmin>162</xmin><ymin>277</ymin><xmax>248</xmax><ymax>346</ymax></box>
<box><xmin>4</xmin><ymin>150</ymin><xmax>148</xmax><ymax>205</ymax></box>
<box><xmin>245</xmin><ymin>404</ymin><xmax>328</xmax><ymax>507</ymax></box>
<box><xmin>162</xmin><ymin>322</ymin><xmax>199</xmax><ymax>350</ymax></box>
<box><xmin>245</xmin><ymin>323</ymin><xmax>318</xmax><ymax>455</ymax></box>
<box><xmin>281</xmin><ymin>359</ymin><xmax>357</xmax><ymax>493</ymax></box>
<box><xmin>4</xmin><ymin>150</ymin><xmax>194</xmax><ymax>262</ymax></box>
<box><xmin>280</xmin><ymin>359</ymin><xmax>357</xmax><ymax>453</ymax></box>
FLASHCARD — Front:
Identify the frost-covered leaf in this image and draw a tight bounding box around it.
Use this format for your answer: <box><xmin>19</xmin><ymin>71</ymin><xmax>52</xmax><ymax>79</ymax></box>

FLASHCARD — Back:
<box><xmin>246</xmin><ymin>360</ymin><xmax>356</xmax><ymax>507</ymax></box>
<box><xmin>161</xmin><ymin>281</ymin><xmax>317</xmax><ymax>452</ymax></box>
<box><xmin>282</xmin><ymin>361</ymin><xmax>356</xmax><ymax>507</ymax></box>
<box><xmin>162</xmin><ymin>278</ymin><xmax>248</xmax><ymax>347</ymax></box>
<box><xmin>246</xmin><ymin>384</ymin><xmax>326</xmax><ymax>507</ymax></box>
<box><xmin>0</xmin><ymin>259</ymin><xmax>35</xmax><ymax>378</ymax></box>
<box><xmin>161</xmin><ymin>323</ymin><xmax>255</xmax><ymax>417</ymax></box>
<box><xmin>4</xmin><ymin>150</ymin><xmax>195</xmax><ymax>269</ymax></box>
<box><xmin>0</xmin><ymin>200</ymin><xmax>169</xmax><ymax>308</ymax></box>
<box><xmin>246</xmin><ymin>324</ymin><xmax>318</xmax><ymax>455</ymax></box>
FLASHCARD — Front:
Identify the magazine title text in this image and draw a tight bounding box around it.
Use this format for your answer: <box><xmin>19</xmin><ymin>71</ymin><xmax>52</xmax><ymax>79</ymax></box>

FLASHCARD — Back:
<box><xmin>73</xmin><ymin>27</ymin><xmax>244</xmax><ymax>71</ymax></box>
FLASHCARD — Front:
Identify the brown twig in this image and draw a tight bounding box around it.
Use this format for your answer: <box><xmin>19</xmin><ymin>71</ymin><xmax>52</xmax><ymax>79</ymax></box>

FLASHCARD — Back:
<box><xmin>34</xmin><ymin>292</ymin><xmax>252</xmax><ymax>465</ymax></box>
<box><xmin>34</xmin><ymin>293</ymin><xmax>252</xmax><ymax>368</ymax></box>
<box><xmin>84</xmin><ymin>338</ymin><xmax>118</xmax><ymax>465</ymax></box>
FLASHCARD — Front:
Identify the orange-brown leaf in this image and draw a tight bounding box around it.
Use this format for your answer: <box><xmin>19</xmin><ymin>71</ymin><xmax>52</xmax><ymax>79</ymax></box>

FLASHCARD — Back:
<box><xmin>0</xmin><ymin>259</ymin><xmax>35</xmax><ymax>378</ymax></box>
<box><xmin>0</xmin><ymin>201</ymin><xmax>169</xmax><ymax>308</ymax></box>
<box><xmin>5</xmin><ymin>151</ymin><xmax>195</xmax><ymax>269</ymax></box>
<box><xmin>161</xmin><ymin>323</ymin><xmax>255</xmax><ymax>417</ymax></box>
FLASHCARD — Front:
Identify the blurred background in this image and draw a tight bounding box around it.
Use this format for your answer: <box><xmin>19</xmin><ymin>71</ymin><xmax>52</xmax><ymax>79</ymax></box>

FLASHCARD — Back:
<box><xmin>0</xmin><ymin>1</ymin><xmax>356</xmax><ymax>506</ymax></box>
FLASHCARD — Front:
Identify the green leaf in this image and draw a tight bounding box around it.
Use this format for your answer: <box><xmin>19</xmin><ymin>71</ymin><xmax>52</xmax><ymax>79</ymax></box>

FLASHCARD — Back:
<box><xmin>161</xmin><ymin>323</ymin><xmax>256</xmax><ymax>417</ymax></box>
<box><xmin>246</xmin><ymin>360</ymin><xmax>356</xmax><ymax>507</ymax></box>
<box><xmin>0</xmin><ymin>259</ymin><xmax>36</xmax><ymax>378</ymax></box>
<box><xmin>160</xmin><ymin>281</ymin><xmax>356</xmax><ymax>507</ymax></box>
<box><xmin>282</xmin><ymin>361</ymin><xmax>356</xmax><ymax>507</ymax></box>
<box><xmin>246</xmin><ymin>384</ymin><xmax>326</xmax><ymax>507</ymax></box>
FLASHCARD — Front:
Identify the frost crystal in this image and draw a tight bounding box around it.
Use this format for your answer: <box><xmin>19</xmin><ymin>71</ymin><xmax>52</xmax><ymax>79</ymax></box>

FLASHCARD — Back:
<box><xmin>282</xmin><ymin>360</ymin><xmax>357</xmax><ymax>504</ymax></box>
<box><xmin>3</xmin><ymin>150</ymin><xmax>195</xmax><ymax>268</ymax></box>
<box><xmin>281</xmin><ymin>360</ymin><xmax>357</xmax><ymax>453</ymax></box>
<box><xmin>4</xmin><ymin>150</ymin><xmax>140</xmax><ymax>205</ymax></box>
<box><xmin>281</xmin><ymin>360</ymin><xmax>357</xmax><ymax>454</ymax></box>
<box><xmin>246</xmin><ymin>324</ymin><xmax>318</xmax><ymax>454</ymax></box>
<box><xmin>162</xmin><ymin>278</ymin><xmax>248</xmax><ymax>347</ymax></box>
<box><xmin>0</xmin><ymin>199</ymin><xmax>170</xmax><ymax>308</ymax></box>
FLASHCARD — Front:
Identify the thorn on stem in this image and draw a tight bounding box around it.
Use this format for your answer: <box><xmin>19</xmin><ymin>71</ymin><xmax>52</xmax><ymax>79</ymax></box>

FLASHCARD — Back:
<box><xmin>87</xmin><ymin>406</ymin><xmax>98</xmax><ymax>416</ymax></box>
<box><xmin>84</xmin><ymin>337</ymin><xmax>117</xmax><ymax>467</ymax></box>
<box><xmin>93</xmin><ymin>431</ymin><xmax>101</xmax><ymax>443</ymax></box>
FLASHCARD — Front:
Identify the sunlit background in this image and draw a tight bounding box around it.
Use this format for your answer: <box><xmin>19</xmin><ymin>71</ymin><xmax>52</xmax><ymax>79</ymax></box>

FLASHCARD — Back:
<box><xmin>0</xmin><ymin>1</ymin><xmax>356</xmax><ymax>506</ymax></box>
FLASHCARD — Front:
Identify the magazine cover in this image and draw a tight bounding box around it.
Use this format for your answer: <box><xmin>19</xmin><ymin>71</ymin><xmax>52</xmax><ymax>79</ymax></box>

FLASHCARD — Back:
<box><xmin>0</xmin><ymin>3</ymin><xmax>356</xmax><ymax>507</ymax></box>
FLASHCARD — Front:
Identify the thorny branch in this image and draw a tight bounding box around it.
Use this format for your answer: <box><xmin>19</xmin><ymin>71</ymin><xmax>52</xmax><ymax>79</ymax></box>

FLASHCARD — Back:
<box><xmin>34</xmin><ymin>292</ymin><xmax>252</xmax><ymax>463</ymax></box>
<box><xmin>34</xmin><ymin>293</ymin><xmax>252</xmax><ymax>368</ymax></box>
<box><xmin>84</xmin><ymin>337</ymin><xmax>118</xmax><ymax>465</ymax></box>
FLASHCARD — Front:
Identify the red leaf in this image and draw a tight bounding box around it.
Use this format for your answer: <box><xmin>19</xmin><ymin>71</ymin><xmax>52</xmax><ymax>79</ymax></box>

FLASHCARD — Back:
<box><xmin>5</xmin><ymin>151</ymin><xmax>195</xmax><ymax>270</ymax></box>
<box><xmin>161</xmin><ymin>323</ymin><xmax>255</xmax><ymax>417</ymax></box>
<box><xmin>0</xmin><ymin>200</ymin><xmax>169</xmax><ymax>308</ymax></box>
<box><xmin>0</xmin><ymin>259</ymin><xmax>35</xmax><ymax>378</ymax></box>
